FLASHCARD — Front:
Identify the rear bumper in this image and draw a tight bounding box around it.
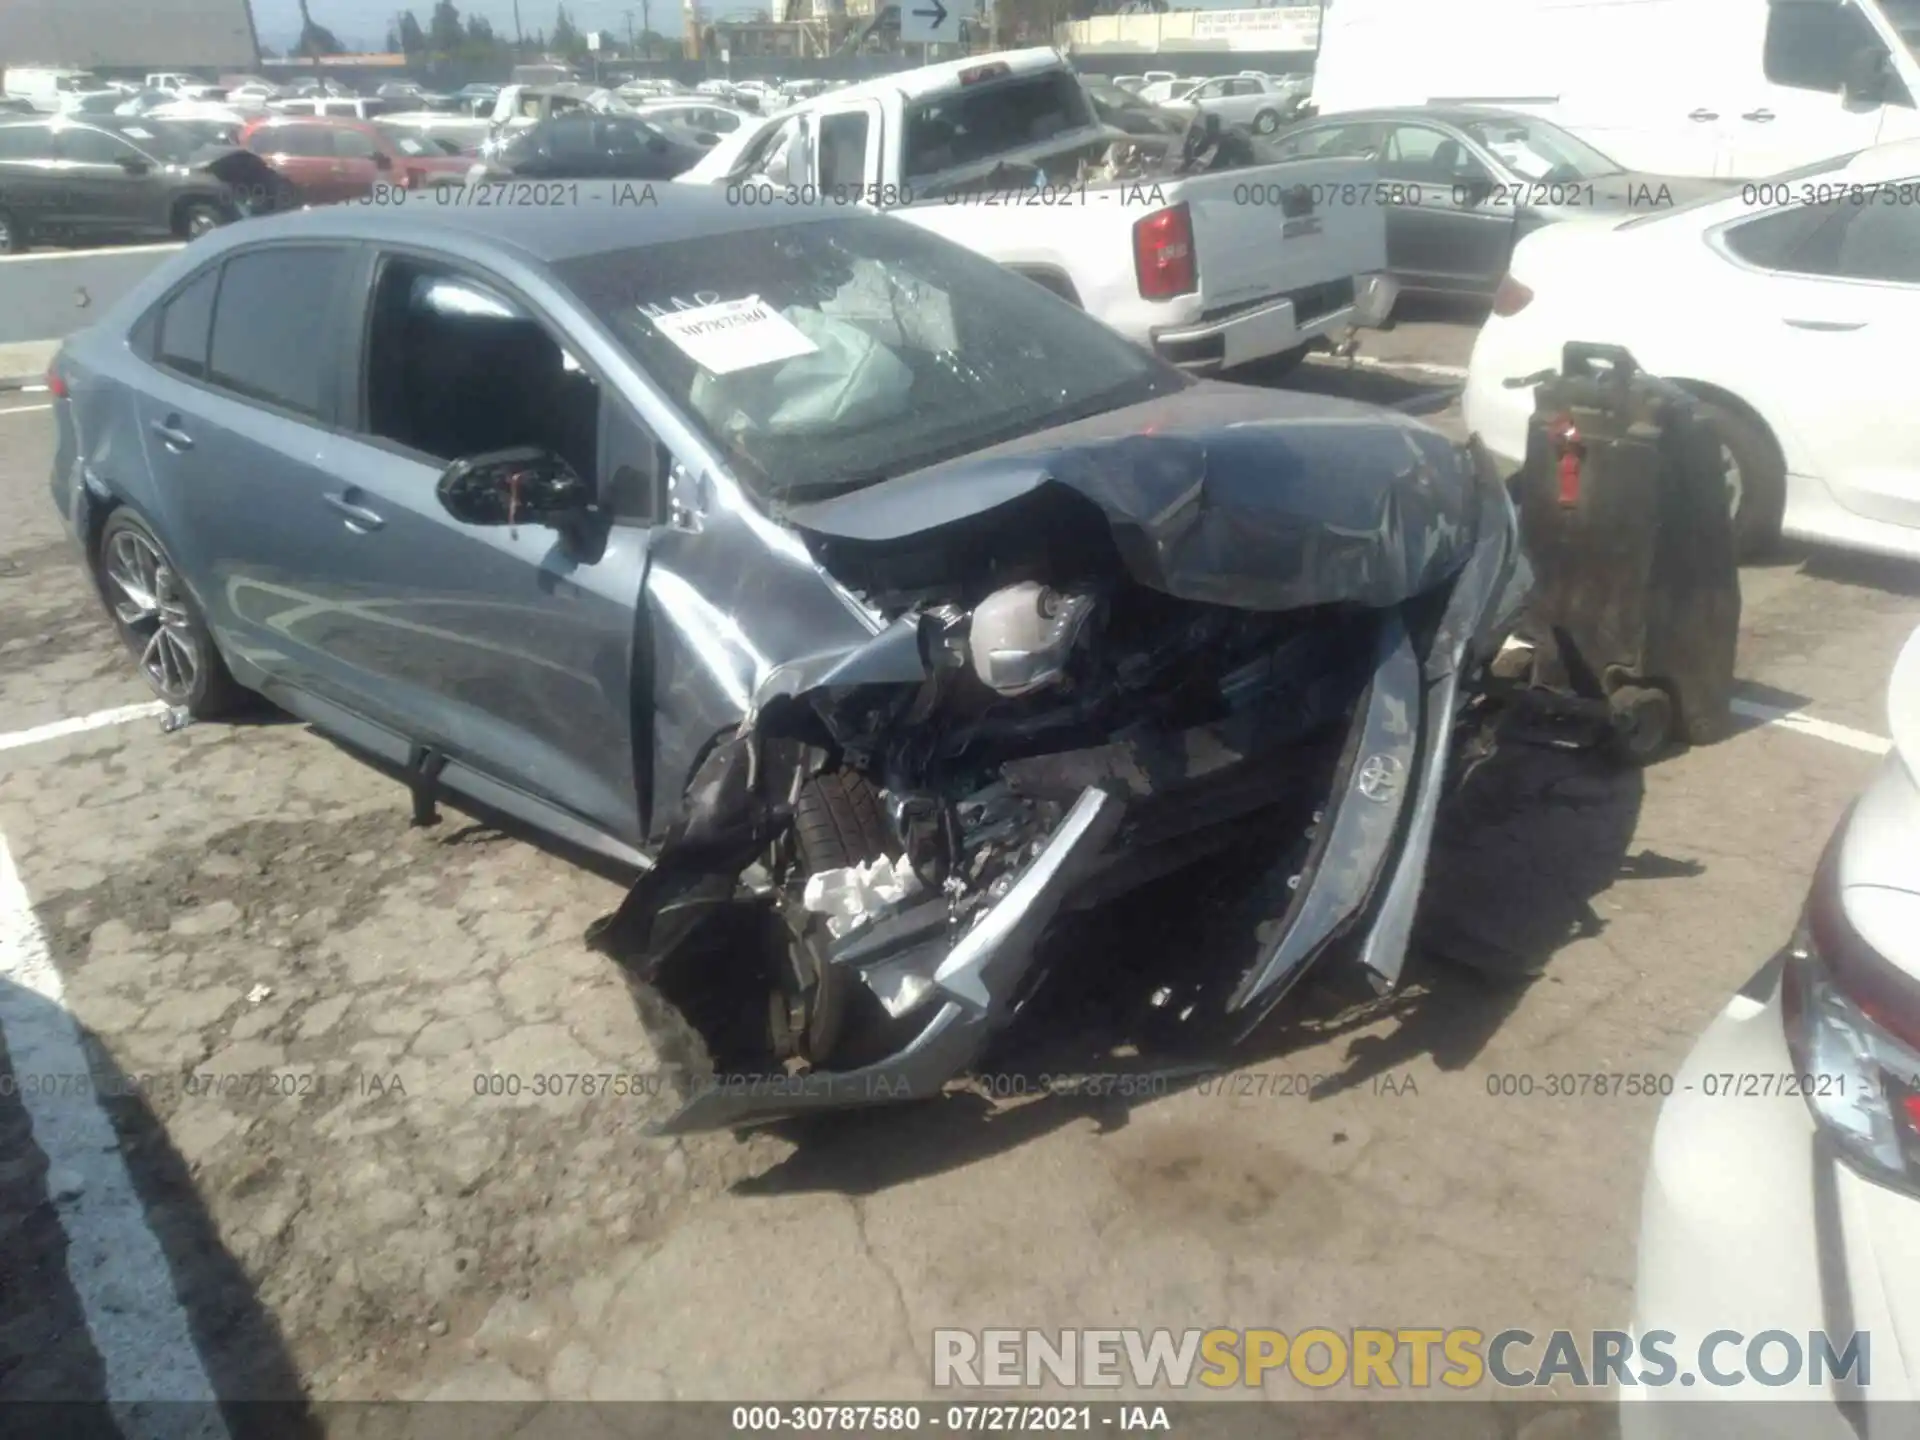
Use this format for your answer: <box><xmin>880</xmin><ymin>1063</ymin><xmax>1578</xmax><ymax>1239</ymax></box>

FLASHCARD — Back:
<box><xmin>1152</xmin><ymin>271</ymin><xmax>1392</xmax><ymax>371</ymax></box>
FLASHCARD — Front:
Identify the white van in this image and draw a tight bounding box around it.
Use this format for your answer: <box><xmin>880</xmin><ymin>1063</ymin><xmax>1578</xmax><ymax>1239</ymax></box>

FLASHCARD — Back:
<box><xmin>1</xmin><ymin>67</ymin><xmax>105</xmax><ymax>111</ymax></box>
<box><xmin>1312</xmin><ymin>0</ymin><xmax>1920</xmax><ymax>178</ymax></box>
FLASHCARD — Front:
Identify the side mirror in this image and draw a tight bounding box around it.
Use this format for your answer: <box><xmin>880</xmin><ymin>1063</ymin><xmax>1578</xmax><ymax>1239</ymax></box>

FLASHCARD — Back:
<box><xmin>373</xmin><ymin>150</ymin><xmax>393</xmax><ymax>168</ymax></box>
<box><xmin>437</xmin><ymin>447</ymin><xmax>592</xmax><ymax>527</ymax></box>
<box><xmin>118</xmin><ymin>155</ymin><xmax>150</xmax><ymax>174</ymax></box>
<box><xmin>648</xmin><ymin>135</ymin><xmax>668</xmax><ymax>152</ymax></box>
<box><xmin>1844</xmin><ymin>45</ymin><xmax>1890</xmax><ymax>105</ymax></box>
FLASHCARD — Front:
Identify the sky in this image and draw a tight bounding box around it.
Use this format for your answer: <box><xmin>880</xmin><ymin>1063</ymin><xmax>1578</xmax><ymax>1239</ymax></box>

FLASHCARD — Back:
<box><xmin>250</xmin><ymin>0</ymin><xmax>1275</xmax><ymax>50</ymax></box>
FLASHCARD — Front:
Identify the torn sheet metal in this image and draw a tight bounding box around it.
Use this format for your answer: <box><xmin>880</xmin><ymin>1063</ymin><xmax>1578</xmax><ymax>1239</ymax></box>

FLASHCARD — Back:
<box><xmin>786</xmin><ymin>382</ymin><xmax>1480</xmax><ymax>615</ymax></box>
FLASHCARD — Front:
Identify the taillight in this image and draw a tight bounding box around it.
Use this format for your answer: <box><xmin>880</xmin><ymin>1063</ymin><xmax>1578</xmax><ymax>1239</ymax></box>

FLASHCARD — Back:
<box><xmin>1492</xmin><ymin>274</ymin><xmax>1533</xmax><ymax>316</ymax></box>
<box><xmin>46</xmin><ymin>368</ymin><xmax>68</xmax><ymax>399</ymax></box>
<box><xmin>1133</xmin><ymin>203</ymin><xmax>1197</xmax><ymax>300</ymax></box>
<box><xmin>1782</xmin><ymin>833</ymin><xmax>1920</xmax><ymax>1195</ymax></box>
<box><xmin>1546</xmin><ymin>413</ymin><xmax>1583</xmax><ymax>507</ymax></box>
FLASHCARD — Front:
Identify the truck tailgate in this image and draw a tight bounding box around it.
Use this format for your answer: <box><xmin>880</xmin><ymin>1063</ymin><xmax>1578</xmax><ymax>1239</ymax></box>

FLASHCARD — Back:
<box><xmin>1178</xmin><ymin>155</ymin><xmax>1388</xmax><ymax>316</ymax></box>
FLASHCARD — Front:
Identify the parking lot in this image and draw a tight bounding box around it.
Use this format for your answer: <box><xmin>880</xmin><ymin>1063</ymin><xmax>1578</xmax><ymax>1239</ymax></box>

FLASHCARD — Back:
<box><xmin>1</xmin><ymin>307</ymin><xmax>1916</xmax><ymax>1420</ymax></box>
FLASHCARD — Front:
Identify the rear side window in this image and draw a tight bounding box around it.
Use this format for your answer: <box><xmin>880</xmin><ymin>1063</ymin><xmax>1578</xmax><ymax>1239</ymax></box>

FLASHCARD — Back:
<box><xmin>1719</xmin><ymin>202</ymin><xmax>1847</xmax><ymax>269</ymax></box>
<box><xmin>902</xmin><ymin>70</ymin><xmax>1095</xmax><ymax>181</ymax></box>
<box><xmin>0</xmin><ymin>125</ymin><xmax>54</xmax><ymax>160</ymax></box>
<box><xmin>155</xmin><ymin>266</ymin><xmax>220</xmax><ymax>380</ymax></box>
<box><xmin>334</xmin><ymin>128</ymin><xmax>378</xmax><ymax>159</ymax></box>
<box><xmin>206</xmin><ymin>246</ymin><xmax>353</xmax><ymax>419</ymax></box>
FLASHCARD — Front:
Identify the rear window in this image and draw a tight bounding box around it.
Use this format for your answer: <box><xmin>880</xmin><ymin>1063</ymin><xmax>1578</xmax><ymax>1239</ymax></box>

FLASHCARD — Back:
<box><xmin>901</xmin><ymin>70</ymin><xmax>1095</xmax><ymax>181</ymax></box>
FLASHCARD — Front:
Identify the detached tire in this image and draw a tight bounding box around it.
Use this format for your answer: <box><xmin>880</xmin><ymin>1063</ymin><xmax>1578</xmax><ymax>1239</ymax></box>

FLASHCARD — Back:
<box><xmin>94</xmin><ymin>509</ymin><xmax>247</xmax><ymax>719</ymax></box>
<box><xmin>1694</xmin><ymin>399</ymin><xmax>1785</xmax><ymax>562</ymax></box>
<box><xmin>1605</xmin><ymin>684</ymin><xmax>1674</xmax><ymax>767</ymax></box>
<box><xmin>794</xmin><ymin>770</ymin><xmax>892</xmax><ymax>872</ymax></box>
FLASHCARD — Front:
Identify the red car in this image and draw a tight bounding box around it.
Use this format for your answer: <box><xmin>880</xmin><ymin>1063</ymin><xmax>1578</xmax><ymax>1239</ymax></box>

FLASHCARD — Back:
<box><xmin>238</xmin><ymin>117</ymin><xmax>470</xmax><ymax>203</ymax></box>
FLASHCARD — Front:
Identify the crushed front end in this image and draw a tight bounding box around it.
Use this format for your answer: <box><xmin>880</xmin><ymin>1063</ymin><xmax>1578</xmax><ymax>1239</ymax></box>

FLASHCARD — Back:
<box><xmin>594</xmin><ymin>390</ymin><xmax>1530</xmax><ymax>1134</ymax></box>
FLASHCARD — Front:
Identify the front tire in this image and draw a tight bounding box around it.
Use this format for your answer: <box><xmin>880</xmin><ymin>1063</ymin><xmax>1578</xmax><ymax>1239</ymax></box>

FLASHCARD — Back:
<box><xmin>1693</xmin><ymin>399</ymin><xmax>1785</xmax><ymax>562</ymax></box>
<box><xmin>174</xmin><ymin>199</ymin><xmax>226</xmax><ymax>240</ymax></box>
<box><xmin>1253</xmin><ymin>108</ymin><xmax>1280</xmax><ymax>135</ymax></box>
<box><xmin>94</xmin><ymin>509</ymin><xmax>246</xmax><ymax>718</ymax></box>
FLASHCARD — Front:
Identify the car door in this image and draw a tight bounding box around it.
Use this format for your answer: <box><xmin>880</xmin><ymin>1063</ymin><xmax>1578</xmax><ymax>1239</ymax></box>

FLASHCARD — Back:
<box><xmin>594</xmin><ymin>116</ymin><xmax>676</xmax><ymax>178</ymax></box>
<box><xmin>247</xmin><ymin>122</ymin><xmax>335</xmax><ymax>199</ymax></box>
<box><xmin>0</xmin><ymin>123</ymin><xmax>61</xmax><ymax>238</ymax></box>
<box><xmin>1374</xmin><ymin>122</ymin><xmax>1517</xmax><ymax>292</ymax></box>
<box><xmin>328</xmin><ymin>124</ymin><xmax>387</xmax><ymax>197</ymax></box>
<box><xmin>313</xmin><ymin>251</ymin><xmax>655</xmax><ymax>847</ymax></box>
<box><xmin>48</xmin><ymin>124</ymin><xmax>158</xmax><ymax>236</ymax></box>
<box><xmin>127</xmin><ymin>243</ymin><xmax>367</xmax><ymax>691</ymax></box>
<box><xmin>1724</xmin><ymin>196</ymin><xmax>1920</xmax><ymax>534</ymax></box>
<box><xmin>1734</xmin><ymin>0</ymin><xmax>1904</xmax><ymax>175</ymax></box>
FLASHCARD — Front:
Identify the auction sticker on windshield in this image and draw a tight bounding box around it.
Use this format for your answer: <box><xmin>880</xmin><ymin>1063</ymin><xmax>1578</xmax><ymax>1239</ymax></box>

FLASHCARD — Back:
<box><xmin>648</xmin><ymin>295</ymin><xmax>819</xmax><ymax>375</ymax></box>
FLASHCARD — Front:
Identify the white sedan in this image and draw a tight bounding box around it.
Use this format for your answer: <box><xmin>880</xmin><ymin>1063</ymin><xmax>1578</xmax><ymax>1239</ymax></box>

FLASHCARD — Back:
<box><xmin>1624</xmin><ymin>623</ymin><xmax>1920</xmax><ymax>1437</ymax></box>
<box><xmin>1464</xmin><ymin>139</ymin><xmax>1920</xmax><ymax>562</ymax></box>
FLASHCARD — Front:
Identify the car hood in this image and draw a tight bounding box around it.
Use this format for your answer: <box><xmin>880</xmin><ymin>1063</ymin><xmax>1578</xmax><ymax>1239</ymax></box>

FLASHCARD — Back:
<box><xmin>784</xmin><ymin>381</ymin><xmax>1486</xmax><ymax>614</ymax></box>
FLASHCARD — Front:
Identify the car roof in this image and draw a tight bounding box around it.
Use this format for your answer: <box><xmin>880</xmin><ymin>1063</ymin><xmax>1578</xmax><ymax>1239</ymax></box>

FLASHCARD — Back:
<box><xmin>203</xmin><ymin>182</ymin><xmax>864</xmax><ymax>262</ymax></box>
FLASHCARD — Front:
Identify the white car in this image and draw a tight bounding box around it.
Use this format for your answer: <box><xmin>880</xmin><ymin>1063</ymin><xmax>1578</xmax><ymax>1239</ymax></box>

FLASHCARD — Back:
<box><xmin>1626</xmin><ymin>622</ymin><xmax>1920</xmax><ymax>1437</ymax></box>
<box><xmin>628</xmin><ymin>98</ymin><xmax>749</xmax><ymax>140</ymax></box>
<box><xmin>1161</xmin><ymin>73</ymin><xmax>1304</xmax><ymax>135</ymax></box>
<box><xmin>1463</xmin><ymin>140</ymin><xmax>1920</xmax><ymax>564</ymax></box>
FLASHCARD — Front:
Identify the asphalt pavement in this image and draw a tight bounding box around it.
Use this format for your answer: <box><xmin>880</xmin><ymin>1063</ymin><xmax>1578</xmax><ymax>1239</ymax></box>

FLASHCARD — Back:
<box><xmin>0</xmin><ymin>315</ymin><xmax>1915</xmax><ymax>1421</ymax></box>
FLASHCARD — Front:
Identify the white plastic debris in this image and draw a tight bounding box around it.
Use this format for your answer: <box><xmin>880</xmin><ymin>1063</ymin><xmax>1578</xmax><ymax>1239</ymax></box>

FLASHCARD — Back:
<box><xmin>246</xmin><ymin>984</ymin><xmax>273</xmax><ymax>1005</ymax></box>
<box><xmin>801</xmin><ymin>855</ymin><xmax>923</xmax><ymax>940</ymax></box>
<box><xmin>859</xmin><ymin>956</ymin><xmax>937</xmax><ymax>1020</ymax></box>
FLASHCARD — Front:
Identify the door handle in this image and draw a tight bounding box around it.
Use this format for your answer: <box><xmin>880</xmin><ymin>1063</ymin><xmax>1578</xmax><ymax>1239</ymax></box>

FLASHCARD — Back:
<box><xmin>1784</xmin><ymin>318</ymin><xmax>1867</xmax><ymax>331</ymax></box>
<box><xmin>1742</xmin><ymin>108</ymin><xmax>1776</xmax><ymax>122</ymax></box>
<box><xmin>148</xmin><ymin>416</ymin><xmax>193</xmax><ymax>451</ymax></box>
<box><xmin>1688</xmin><ymin>108</ymin><xmax>1719</xmax><ymax>121</ymax></box>
<box><xmin>324</xmin><ymin>491</ymin><xmax>385</xmax><ymax>531</ymax></box>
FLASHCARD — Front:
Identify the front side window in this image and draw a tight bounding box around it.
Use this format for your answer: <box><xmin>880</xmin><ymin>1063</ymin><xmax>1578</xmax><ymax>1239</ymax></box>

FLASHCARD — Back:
<box><xmin>360</xmin><ymin>257</ymin><xmax>602</xmax><ymax>484</ymax></box>
<box><xmin>555</xmin><ymin>215</ymin><xmax>1186</xmax><ymax>504</ymax></box>
<box><xmin>206</xmin><ymin>246</ymin><xmax>353</xmax><ymax>418</ymax></box>
<box><xmin>1458</xmin><ymin>114</ymin><xmax>1622</xmax><ymax>182</ymax></box>
<box><xmin>55</xmin><ymin>127</ymin><xmax>141</xmax><ymax>165</ymax></box>
<box><xmin>333</xmin><ymin>128</ymin><xmax>379</xmax><ymax>159</ymax></box>
<box><xmin>1765</xmin><ymin>0</ymin><xmax>1889</xmax><ymax>92</ymax></box>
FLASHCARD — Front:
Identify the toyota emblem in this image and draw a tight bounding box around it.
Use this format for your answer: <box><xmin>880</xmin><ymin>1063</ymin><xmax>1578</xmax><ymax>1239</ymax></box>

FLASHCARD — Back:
<box><xmin>1356</xmin><ymin>753</ymin><xmax>1406</xmax><ymax>803</ymax></box>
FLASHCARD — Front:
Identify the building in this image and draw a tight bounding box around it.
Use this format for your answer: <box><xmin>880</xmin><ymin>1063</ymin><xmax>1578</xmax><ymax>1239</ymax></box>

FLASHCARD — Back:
<box><xmin>0</xmin><ymin>0</ymin><xmax>260</xmax><ymax>72</ymax></box>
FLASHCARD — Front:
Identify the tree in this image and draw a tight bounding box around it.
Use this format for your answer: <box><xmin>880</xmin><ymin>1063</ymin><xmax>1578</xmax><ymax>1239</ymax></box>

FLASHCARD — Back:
<box><xmin>551</xmin><ymin>4</ymin><xmax>585</xmax><ymax>53</ymax></box>
<box><xmin>396</xmin><ymin>10</ymin><xmax>429</xmax><ymax>51</ymax></box>
<box><xmin>297</xmin><ymin>0</ymin><xmax>347</xmax><ymax>54</ymax></box>
<box><xmin>429</xmin><ymin>0</ymin><xmax>466</xmax><ymax>53</ymax></box>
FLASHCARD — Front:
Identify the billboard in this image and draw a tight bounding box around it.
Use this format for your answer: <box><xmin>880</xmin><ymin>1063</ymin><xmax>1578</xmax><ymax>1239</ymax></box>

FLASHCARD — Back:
<box><xmin>0</xmin><ymin>0</ymin><xmax>260</xmax><ymax>71</ymax></box>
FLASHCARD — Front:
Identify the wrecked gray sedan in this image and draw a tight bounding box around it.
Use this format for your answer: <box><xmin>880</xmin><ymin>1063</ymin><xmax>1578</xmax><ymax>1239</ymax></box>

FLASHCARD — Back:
<box><xmin>49</xmin><ymin>193</ymin><xmax>1526</xmax><ymax>1135</ymax></box>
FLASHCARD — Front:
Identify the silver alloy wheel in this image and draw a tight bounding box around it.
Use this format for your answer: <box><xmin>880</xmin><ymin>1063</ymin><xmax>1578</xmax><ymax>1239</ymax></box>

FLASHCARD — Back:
<box><xmin>186</xmin><ymin>208</ymin><xmax>220</xmax><ymax>237</ymax></box>
<box><xmin>104</xmin><ymin>528</ymin><xmax>200</xmax><ymax>703</ymax></box>
<box><xmin>1719</xmin><ymin>441</ymin><xmax>1744</xmax><ymax>524</ymax></box>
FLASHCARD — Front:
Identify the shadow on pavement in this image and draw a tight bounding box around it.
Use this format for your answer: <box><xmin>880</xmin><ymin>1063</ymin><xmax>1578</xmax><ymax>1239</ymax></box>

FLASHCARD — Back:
<box><xmin>737</xmin><ymin>736</ymin><xmax>1675</xmax><ymax>1196</ymax></box>
<box><xmin>0</xmin><ymin>975</ymin><xmax>316</xmax><ymax>1438</ymax></box>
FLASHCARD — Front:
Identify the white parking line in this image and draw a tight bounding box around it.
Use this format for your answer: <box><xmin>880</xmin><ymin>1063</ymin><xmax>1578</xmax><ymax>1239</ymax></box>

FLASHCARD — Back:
<box><xmin>1730</xmin><ymin>697</ymin><xmax>1893</xmax><ymax>756</ymax></box>
<box><xmin>0</xmin><ymin>829</ymin><xmax>230</xmax><ymax>1428</ymax></box>
<box><xmin>0</xmin><ymin>403</ymin><xmax>52</xmax><ymax>417</ymax></box>
<box><xmin>0</xmin><ymin>702</ymin><xmax>168</xmax><ymax>754</ymax></box>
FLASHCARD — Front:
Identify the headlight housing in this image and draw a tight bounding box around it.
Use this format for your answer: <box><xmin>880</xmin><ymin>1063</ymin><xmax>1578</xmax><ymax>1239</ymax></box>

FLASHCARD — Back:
<box><xmin>1783</xmin><ymin>830</ymin><xmax>1920</xmax><ymax>1194</ymax></box>
<box><xmin>966</xmin><ymin>581</ymin><xmax>1098</xmax><ymax>697</ymax></box>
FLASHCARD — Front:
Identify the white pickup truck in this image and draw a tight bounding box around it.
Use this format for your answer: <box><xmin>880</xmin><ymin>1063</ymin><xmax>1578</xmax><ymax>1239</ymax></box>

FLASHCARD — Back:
<box><xmin>679</xmin><ymin>49</ymin><xmax>1395</xmax><ymax>374</ymax></box>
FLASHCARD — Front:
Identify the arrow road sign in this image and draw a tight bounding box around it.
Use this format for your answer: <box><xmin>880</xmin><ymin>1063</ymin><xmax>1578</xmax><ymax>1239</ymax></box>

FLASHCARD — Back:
<box><xmin>900</xmin><ymin>0</ymin><xmax>952</xmax><ymax>44</ymax></box>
